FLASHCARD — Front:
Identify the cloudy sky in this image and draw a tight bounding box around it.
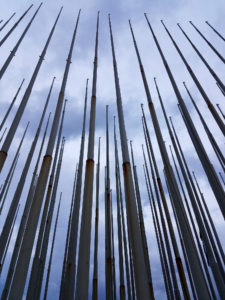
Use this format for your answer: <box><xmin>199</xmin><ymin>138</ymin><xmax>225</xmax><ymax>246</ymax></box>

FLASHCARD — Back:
<box><xmin>0</xmin><ymin>0</ymin><xmax>224</xmax><ymax>299</ymax></box>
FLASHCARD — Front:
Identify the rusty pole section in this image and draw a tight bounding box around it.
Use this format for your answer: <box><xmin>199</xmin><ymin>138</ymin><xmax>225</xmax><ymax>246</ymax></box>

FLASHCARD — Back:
<box><xmin>109</xmin><ymin>15</ymin><xmax>152</xmax><ymax>300</ymax></box>
<box><xmin>0</xmin><ymin>7</ymin><xmax>62</xmax><ymax>172</ymax></box>
<box><xmin>130</xmin><ymin>141</ymin><xmax>154</xmax><ymax>299</ymax></box>
<box><xmin>0</xmin><ymin>78</ymin><xmax>54</xmax><ymax>268</ymax></box>
<box><xmin>0</xmin><ymin>4</ymin><xmax>42</xmax><ymax>80</ymax></box>
<box><xmin>205</xmin><ymin>21</ymin><xmax>225</xmax><ymax>42</ymax></box>
<box><xmin>189</xmin><ymin>21</ymin><xmax>225</xmax><ymax>63</ymax></box>
<box><xmin>1</xmin><ymin>111</ymin><xmax>51</xmax><ymax>300</ymax></box>
<box><xmin>143</xmin><ymin>164</ymin><xmax>173</xmax><ymax>300</ymax></box>
<box><xmin>0</xmin><ymin>4</ymin><xmax>33</xmax><ymax>47</ymax></box>
<box><xmin>114</xmin><ymin>119</ymin><xmax>125</xmax><ymax>300</ymax></box>
<box><xmin>75</xmin><ymin>12</ymin><xmax>99</xmax><ymax>300</ymax></box>
<box><xmin>105</xmin><ymin>105</ymin><xmax>113</xmax><ymax>300</ymax></box>
<box><xmin>144</xmin><ymin>14</ymin><xmax>225</xmax><ymax>220</ymax></box>
<box><xmin>92</xmin><ymin>137</ymin><xmax>101</xmax><ymax>300</ymax></box>
<box><xmin>61</xmin><ymin>78</ymin><xmax>89</xmax><ymax>299</ymax></box>
<box><xmin>43</xmin><ymin>192</ymin><xmax>62</xmax><ymax>300</ymax></box>
<box><xmin>0</xmin><ymin>12</ymin><xmax>16</xmax><ymax>32</ymax></box>
<box><xmin>177</xmin><ymin>23</ymin><xmax>225</xmax><ymax>94</ymax></box>
<box><xmin>161</xmin><ymin>20</ymin><xmax>225</xmax><ymax>136</ymax></box>
<box><xmin>8</xmin><ymin>10</ymin><xmax>80</xmax><ymax>299</ymax></box>
<box><xmin>183</xmin><ymin>82</ymin><xmax>225</xmax><ymax>171</ymax></box>
<box><xmin>0</xmin><ymin>78</ymin><xmax>25</xmax><ymax>132</ymax></box>
<box><xmin>169</xmin><ymin>145</ymin><xmax>217</xmax><ymax>300</ymax></box>
<box><xmin>114</xmin><ymin>122</ymin><xmax>132</xmax><ymax>300</ymax></box>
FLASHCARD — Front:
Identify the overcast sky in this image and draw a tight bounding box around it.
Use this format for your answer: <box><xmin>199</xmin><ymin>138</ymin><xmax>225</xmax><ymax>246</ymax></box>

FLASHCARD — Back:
<box><xmin>0</xmin><ymin>0</ymin><xmax>224</xmax><ymax>299</ymax></box>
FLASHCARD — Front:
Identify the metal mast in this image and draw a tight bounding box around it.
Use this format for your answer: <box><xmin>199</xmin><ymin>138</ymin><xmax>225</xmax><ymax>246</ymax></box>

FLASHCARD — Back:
<box><xmin>0</xmin><ymin>4</ymin><xmax>42</xmax><ymax>80</ymax></box>
<box><xmin>0</xmin><ymin>4</ymin><xmax>33</xmax><ymax>47</ymax></box>
<box><xmin>189</xmin><ymin>21</ymin><xmax>225</xmax><ymax>63</ymax></box>
<box><xmin>0</xmin><ymin>12</ymin><xmax>16</xmax><ymax>32</ymax></box>
<box><xmin>8</xmin><ymin>9</ymin><xmax>80</xmax><ymax>299</ymax></box>
<box><xmin>108</xmin><ymin>15</ymin><xmax>152</xmax><ymax>299</ymax></box>
<box><xmin>92</xmin><ymin>137</ymin><xmax>101</xmax><ymax>300</ymax></box>
<box><xmin>75</xmin><ymin>12</ymin><xmax>99</xmax><ymax>299</ymax></box>
<box><xmin>205</xmin><ymin>21</ymin><xmax>225</xmax><ymax>42</ymax></box>
<box><xmin>61</xmin><ymin>78</ymin><xmax>89</xmax><ymax>299</ymax></box>
<box><xmin>144</xmin><ymin>14</ymin><xmax>225</xmax><ymax>220</ymax></box>
<box><xmin>0</xmin><ymin>78</ymin><xmax>25</xmax><ymax>132</ymax></box>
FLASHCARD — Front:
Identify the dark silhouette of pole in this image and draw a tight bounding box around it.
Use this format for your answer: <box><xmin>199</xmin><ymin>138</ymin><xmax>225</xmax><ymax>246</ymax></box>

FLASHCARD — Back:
<box><xmin>189</xmin><ymin>21</ymin><xmax>225</xmax><ymax>63</ymax></box>
<box><xmin>0</xmin><ymin>4</ymin><xmax>33</xmax><ymax>47</ymax></box>
<box><xmin>8</xmin><ymin>9</ymin><xmax>79</xmax><ymax>299</ymax></box>
<box><xmin>109</xmin><ymin>15</ymin><xmax>152</xmax><ymax>300</ymax></box>
<box><xmin>161</xmin><ymin>20</ymin><xmax>225</xmax><ymax>136</ymax></box>
<box><xmin>0</xmin><ymin>128</ymin><xmax>7</xmax><ymax>144</ymax></box>
<box><xmin>0</xmin><ymin>4</ymin><xmax>42</xmax><ymax>80</ymax></box>
<box><xmin>75</xmin><ymin>12</ymin><xmax>99</xmax><ymax>300</ymax></box>
<box><xmin>216</xmin><ymin>104</ymin><xmax>225</xmax><ymax>119</ymax></box>
<box><xmin>219</xmin><ymin>172</ymin><xmax>225</xmax><ymax>186</ymax></box>
<box><xmin>144</xmin><ymin>13</ymin><xmax>225</xmax><ymax>220</ymax></box>
<box><xmin>110</xmin><ymin>189</ymin><xmax>117</xmax><ymax>300</ymax></box>
<box><xmin>177</xmin><ymin>23</ymin><xmax>225</xmax><ymax>94</ymax></box>
<box><xmin>205</xmin><ymin>21</ymin><xmax>225</xmax><ymax>42</ymax></box>
<box><xmin>0</xmin><ymin>78</ymin><xmax>25</xmax><ymax>132</ymax></box>
<box><xmin>0</xmin><ymin>7</ymin><xmax>62</xmax><ymax>172</ymax></box>
<box><xmin>92</xmin><ymin>137</ymin><xmax>101</xmax><ymax>300</ymax></box>
<box><xmin>43</xmin><ymin>192</ymin><xmax>62</xmax><ymax>300</ymax></box>
<box><xmin>0</xmin><ymin>12</ymin><xmax>16</xmax><ymax>32</ymax></box>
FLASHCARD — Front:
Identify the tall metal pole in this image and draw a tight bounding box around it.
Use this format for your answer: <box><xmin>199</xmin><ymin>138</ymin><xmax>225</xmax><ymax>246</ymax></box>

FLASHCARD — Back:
<box><xmin>216</xmin><ymin>104</ymin><xmax>225</xmax><ymax>119</ymax></box>
<box><xmin>108</xmin><ymin>15</ymin><xmax>152</xmax><ymax>300</ymax></box>
<box><xmin>189</xmin><ymin>21</ymin><xmax>225</xmax><ymax>63</ymax></box>
<box><xmin>61</xmin><ymin>78</ymin><xmax>88</xmax><ymax>300</ymax></box>
<box><xmin>0</xmin><ymin>77</ymin><xmax>54</xmax><ymax>267</ymax></box>
<box><xmin>92</xmin><ymin>137</ymin><xmax>101</xmax><ymax>300</ymax></box>
<box><xmin>131</xmin><ymin>16</ymin><xmax>210</xmax><ymax>299</ymax></box>
<box><xmin>0</xmin><ymin>12</ymin><xmax>16</xmax><ymax>32</ymax></box>
<box><xmin>161</xmin><ymin>20</ymin><xmax>225</xmax><ymax>136</ymax></box>
<box><xmin>75</xmin><ymin>12</ymin><xmax>99</xmax><ymax>300</ymax></box>
<box><xmin>8</xmin><ymin>10</ymin><xmax>80</xmax><ymax>299</ymax></box>
<box><xmin>43</xmin><ymin>192</ymin><xmax>62</xmax><ymax>300</ymax></box>
<box><xmin>0</xmin><ymin>79</ymin><xmax>25</xmax><ymax>132</ymax></box>
<box><xmin>105</xmin><ymin>105</ymin><xmax>113</xmax><ymax>300</ymax></box>
<box><xmin>205</xmin><ymin>21</ymin><xmax>225</xmax><ymax>42</ymax></box>
<box><xmin>110</xmin><ymin>189</ymin><xmax>117</xmax><ymax>300</ymax></box>
<box><xmin>130</xmin><ymin>141</ymin><xmax>154</xmax><ymax>299</ymax></box>
<box><xmin>0</xmin><ymin>4</ymin><xmax>42</xmax><ymax>80</ymax></box>
<box><xmin>0</xmin><ymin>128</ymin><xmax>7</xmax><ymax>144</ymax></box>
<box><xmin>0</xmin><ymin>7</ymin><xmax>62</xmax><ymax>172</ymax></box>
<box><xmin>1</xmin><ymin>111</ymin><xmax>51</xmax><ymax>300</ymax></box>
<box><xmin>0</xmin><ymin>4</ymin><xmax>33</xmax><ymax>47</ymax></box>
<box><xmin>177</xmin><ymin>23</ymin><xmax>225</xmax><ymax>94</ymax></box>
<box><xmin>144</xmin><ymin>14</ymin><xmax>225</xmax><ymax>220</ymax></box>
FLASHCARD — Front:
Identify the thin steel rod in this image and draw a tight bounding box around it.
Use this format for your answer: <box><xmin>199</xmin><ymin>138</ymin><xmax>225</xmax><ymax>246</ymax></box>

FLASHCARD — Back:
<box><xmin>109</xmin><ymin>14</ymin><xmax>152</xmax><ymax>300</ymax></box>
<box><xmin>205</xmin><ymin>21</ymin><xmax>225</xmax><ymax>42</ymax></box>
<box><xmin>8</xmin><ymin>9</ymin><xmax>79</xmax><ymax>298</ymax></box>
<box><xmin>130</xmin><ymin>141</ymin><xmax>154</xmax><ymax>299</ymax></box>
<box><xmin>0</xmin><ymin>78</ymin><xmax>25</xmax><ymax>132</ymax></box>
<box><xmin>143</xmin><ymin>158</ymin><xmax>173</xmax><ymax>300</ymax></box>
<box><xmin>216</xmin><ymin>104</ymin><xmax>225</xmax><ymax>120</ymax></box>
<box><xmin>0</xmin><ymin>4</ymin><xmax>33</xmax><ymax>47</ymax></box>
<box><xmin>0</xmin><ymin>128</ymin><xmax>7</xmax><ymax>145</ymax></box>
<box><xmin>75</xmin><ymin>12</ymin><xmax>99</xmax><ymax>300</ymax></box>
<box><xmin>92</xmin><ymin>137</ymin><xmax>101</xmax><ymax>300</ymax></box>
<box><xmin>43</xmin><ymin>192</ymin><xmax>62</xmax><ymax>300</ymax></box>
<box><xmin>190</xmin><ymin>21</ymin><xmax>225</xmax><ymax>63</ymax></box>
<box><xmin>0</xmin><ymin>4</ymin><xmax>42</xmax><ymax>80</ymax></box>
<box><xmin>177</xmin><ymin>23</ymin><xmax>225</xmax><ymax>94</ymax></box>
<box><xmin>144</xmin><ymin>13</ymin><xmax>225</xmax><ymax>220</ymax></box>
<box><xmin>219</xmin><ymin>172</ymin><xmax>225</xmax><ymax>186</ymax></box>
<box><xmin>110</xmin><ymin>189</ymin><xmax>117</xmax><ymax>300</ymax></box>
<box><xmin>61</xmin><ymin>78</ymin><xmax>88</xmax><ymax>299</ymax></box>
<box><xmin>161</xmin><ymin>20</ymin><xmax>225</xmax><ymax>136</ymax></box>
<box><xmin>0</xmin><ymin>8</ymin><xmax>62</xmax><ymax>172</ymax></box>
<box><xmin>0</xmin><ymin>12</ymin><xmax>16</xmax><ymax>32</ymax></box>
<box><xmin>183</xmin><ymin>82</ymin><xmax>225</xmax><ymax>171</ymax></box>
<box><xmin>1</xmin><ymin>111</ymin><xmax>51</xmax><ymax>300</ymax></box>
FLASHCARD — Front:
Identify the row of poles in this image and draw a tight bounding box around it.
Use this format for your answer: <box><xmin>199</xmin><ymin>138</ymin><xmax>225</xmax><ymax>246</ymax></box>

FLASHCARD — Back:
<box><xmin>0</xmin><ymin>3</ymin><xmax>224</xmax><ymax>300</ymax></box>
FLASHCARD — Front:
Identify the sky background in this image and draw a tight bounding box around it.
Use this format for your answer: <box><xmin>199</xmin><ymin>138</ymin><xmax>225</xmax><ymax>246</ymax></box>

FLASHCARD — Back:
<box><xmin>0</xmin><ymin>0</ymin><xmax>224</xmax><ymax>299</ymax></box>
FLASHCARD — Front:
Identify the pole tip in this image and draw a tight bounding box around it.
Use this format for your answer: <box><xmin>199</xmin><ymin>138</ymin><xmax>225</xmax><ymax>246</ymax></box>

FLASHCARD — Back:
<box><xmin>183</xmin><ymin>81</ymin><xmax>185</xmax><ymax>84</ymax></box>
<box><xmin>177</xmin><ymin>23</ymin><xmax>180</xmax><ymax>26</ymax></box>
<box><xmin>189</xmin><ymin>20</ymin><xmax>192</xmax><ymax>23</ymax></box>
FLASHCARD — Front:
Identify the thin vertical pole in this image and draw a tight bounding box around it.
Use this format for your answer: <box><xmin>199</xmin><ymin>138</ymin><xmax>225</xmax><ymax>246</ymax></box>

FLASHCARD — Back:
<box><xmin>109</xmin><ymin>15</ymin><xmax>152</xmax><ymax>300</ymax></box>
<box><xmin>205</xmin><ymin>21</ymin><xmax>225</xmax><ymax>42</ymax></box>
<box><xmin>0</xmin><ymin>12</ymin><xmax>16</xmax><ymax>32</ymax></box>
<box><xmin>189</xmin><ymin>21</ymin><xmax>225</xmax><ymax>63</ymax></box>
<box><xmin>0</xmin><ymin>128</ymin><xmax>7</xmax><ymax>144</ymax></box>
<box><xmin>75</xmin><ymin>12</ymin><xmax>99</xmax><ymax>300</ymax></box>
<box><xmin>92</xmin><ymin>137</ymin><xmax>101</xmax><ymax>300</ymax></box>
<box><xmin>110</xmin><ymin>189</ymin><xmax>117</xmax><ymax>300</ymax></box>
<box><xmin>216</xmin><ymin>104</ymin><xmax>225</xmax><ymax>120</ymax></box>
<box><xmin>8</xmin><ymin>9</ymin><xmax>80</xmax><ymax>299</ymax></box>
<box><xmin>43</xmin><ymin>192</ymin><xmax>62</xmax><ymax>300</ymax></box>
